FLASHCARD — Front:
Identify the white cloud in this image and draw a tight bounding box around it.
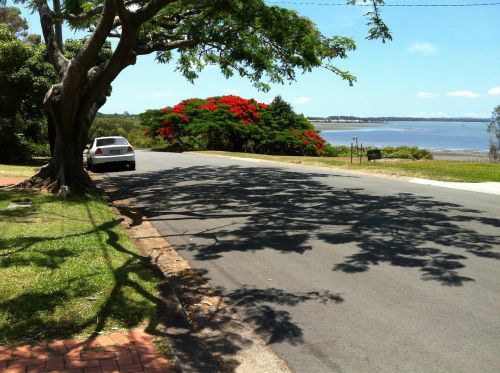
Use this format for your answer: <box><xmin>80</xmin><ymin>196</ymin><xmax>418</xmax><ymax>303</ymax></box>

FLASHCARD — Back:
<box><xmin>487</xmin><ymin>87</ymin><xmax>500</xmax><ymax>96</ymax></box>
<box><xmin>295</xmin><ymin>96</ymin><xmax>311</xmax><ymax>105</ymax></box>
<box><xmin>408</xmin><ymin>42</ymin><xmax>438</xmax><ymax>55</ymax></box>
<box><xmin>417</xmin><ymin>92</ymin><xmax>439</xmax><ymax>98</ymax></box>
<box><xmin>445</xmin><ymin>90</ymin><xmax>482</xmax><ymax>98</ymax></box>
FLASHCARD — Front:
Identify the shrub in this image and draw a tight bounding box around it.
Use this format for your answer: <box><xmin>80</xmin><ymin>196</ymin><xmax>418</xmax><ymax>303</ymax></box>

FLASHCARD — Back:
<box><xmin>321</xmin><ymin>145</ymin><xmax>433</xmax><ymax>160</ymax></box>
<box><xmin>380</xmin><ymin>146</ymin><xmax>433</xmax><ymax>160</ymax></box>
<box><xmin>0</xmin><ymin>132</ymin><xmax>31</xmax><ymax>163</ymax></box>
<box><xmin>27</xmin><ymin>142</ymin><xmax>50</xmax><ymax>157</ymax></box>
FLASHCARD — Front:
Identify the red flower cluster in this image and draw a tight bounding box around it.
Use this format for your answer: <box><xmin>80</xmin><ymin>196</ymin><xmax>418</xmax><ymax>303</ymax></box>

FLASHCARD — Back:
<box><xmin>301</xmin><ymin>130</ymin><xmax>326</xmax><ymax>151</ymax></box>
<box><xmin>160</xmin><ymin>104</ymin><xmax>190</xmax><ymax>124</ymax></box>
<box><xmin>155</xmin><ymin>118</ymin><xmax>175</xmax><ymax>140</ymax></box>
<box><xmin>199</xmin><ymin>102</ymin><xmax>218</xmax><ymax>111</ymax></box>
<box><xmin>172</xmin><ymin>104</ymin><xmax>185</xmax><ymax>114</ymax></box>
<box><xmin>221</xmin><ymin>95</ymin><xmax>263</xmax><ymax>124</ymax></box>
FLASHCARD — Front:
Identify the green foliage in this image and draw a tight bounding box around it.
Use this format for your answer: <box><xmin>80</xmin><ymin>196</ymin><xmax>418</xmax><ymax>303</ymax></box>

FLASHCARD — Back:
<box><xmin>348</xmin><ymin>0</ymin><xmax>392</xmax><ymax>43</ymax></box>
<box><xmin>0</xmin><ymin>124</ymin><xmax>31</xmax><ymax>163</ymax></box>
<box><xmin>27</xmin><ymin>142</ymin><xmax>51</xmax><ymax>157</ymax></box>
<box><xmin>267</xmin><ymin>96</ymin><xmax>314</xmax><ymax>131</ymax></box>
<box><xmin>89</xmin><ymin>115</ymin><xmax>157</xmax><ymax>148</ymax></box>
<box><xmin>141</xmin><ymin>95</ymin><xmax>330</xmax><ymax>156</ymax></box>
<box><xmin>151</xmin><ymin>1</ymin><xmax>365</xmax><ymax>89</ymax></box>
<box><xmin>379</xmin><ymin>146</ymin><xmax>433</xmax><ymax>160</ymax></box>
<box><xmin>325</xmin><ymin>145</ymin><xmax>433</xmax><ymax>160</ymax></box>
<box><xmin>487</xmin><ymin>105</ymin><xmax>500</xmax><ymax>161</ymax></box>
<box><xmin>0</xmin><ymin>24</ymin><xmax>54</xmax><ymax>120</ymax></box>
<box><xmin>0</xmin><ymin>23</ymin><xmax>55</xmax><ymax>162</ymax></box>
<box><xmin>64</xmin><ymin>38</ymin><xmax>112</xmax><ymax>66</ymax></box>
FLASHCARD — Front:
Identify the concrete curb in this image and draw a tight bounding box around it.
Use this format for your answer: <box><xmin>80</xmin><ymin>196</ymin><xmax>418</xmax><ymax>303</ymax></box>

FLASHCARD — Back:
<box><xmin>92</xmin><ymin>174</ymin><xmax>291</xmax><ymax>373</ymax></box>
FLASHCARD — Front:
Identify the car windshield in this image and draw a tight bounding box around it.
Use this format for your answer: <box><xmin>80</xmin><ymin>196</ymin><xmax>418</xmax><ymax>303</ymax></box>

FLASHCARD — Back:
<box><xmin>96</xmin><ymin>138</ymin><xmax>128</xmax><ymax>146</ymax></box>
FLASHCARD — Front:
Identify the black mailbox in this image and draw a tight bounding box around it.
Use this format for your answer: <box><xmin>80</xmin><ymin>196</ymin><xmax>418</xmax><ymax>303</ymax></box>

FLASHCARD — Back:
<box><xmin>367</xmin><ymin>149</ymin><xmax>381</xmax><ymax>161</ymax></box>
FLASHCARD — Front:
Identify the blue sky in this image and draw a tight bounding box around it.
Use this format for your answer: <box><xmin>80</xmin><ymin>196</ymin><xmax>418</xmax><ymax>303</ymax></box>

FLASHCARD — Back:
<box><xmin>19</xmin><ymin>0</ymin><xmax>500</xmax><ymax>117</ymax></box>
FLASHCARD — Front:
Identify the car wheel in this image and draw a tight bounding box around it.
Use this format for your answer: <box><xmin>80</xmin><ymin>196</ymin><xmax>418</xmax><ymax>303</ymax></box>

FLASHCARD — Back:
<box><xmin>129</xmin><ymin>161</ymin><xmax>136</xmax><ymax>170</ymax></box>
<box><xmin>87</xmin><ymin>159</ymin><xmax>94</xmax><ymax>172</ymax></box>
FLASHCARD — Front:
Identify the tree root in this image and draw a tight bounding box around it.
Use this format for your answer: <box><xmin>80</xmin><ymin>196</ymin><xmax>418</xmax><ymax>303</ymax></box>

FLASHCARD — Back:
<box><xmin>15</xmin><ymin>163</ymin><xmax>99</xmax><ymax>196</ymax></box>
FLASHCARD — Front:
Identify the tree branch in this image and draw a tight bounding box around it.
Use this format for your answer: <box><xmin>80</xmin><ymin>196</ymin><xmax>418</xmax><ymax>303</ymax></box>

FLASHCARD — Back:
<box><xmin>35</xmin><ymin>0</ymin><xmax>68</xmax><ymax>76</ymax></box>
<box><xmin>58</xmin><ymin>7</ymin><xmax>103</xmax><ymax>22</ymax></box>
<box><xmin>115</xmin><ymin>0</ymin><xmax>131</xmax><ymax>29</ymax></box>
<box><xmin>72</xmin><ymin>0</ymin><xmax>117</xmax><ymax>75</ymax></box>
<box><xmin>134</xmin><ymin>36</ymin><xmax>196</xmax><ymax>55</ymax></box>
<box><xmin>79</xmin><ymin>18</ymin><xmax>139</xmax><ymax>114</ymax></box>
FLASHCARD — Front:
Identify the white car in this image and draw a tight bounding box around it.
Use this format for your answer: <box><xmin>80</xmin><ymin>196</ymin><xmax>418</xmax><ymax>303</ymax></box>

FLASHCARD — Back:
<box><xmin>86</xmin><ymin>136</ymin><xmax>135</xmax><ymax>171</ymax></box>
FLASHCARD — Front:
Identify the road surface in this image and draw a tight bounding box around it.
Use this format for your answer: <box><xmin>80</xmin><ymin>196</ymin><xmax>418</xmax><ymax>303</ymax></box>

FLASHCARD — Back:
<box><xmin>103</xmin><ymin>150</ymin><xmax>500</xmax><ymax>373</ymax></box>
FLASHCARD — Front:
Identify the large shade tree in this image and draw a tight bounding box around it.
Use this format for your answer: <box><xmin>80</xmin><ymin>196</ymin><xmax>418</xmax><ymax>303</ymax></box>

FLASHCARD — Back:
<box><xmin>0</xmin><ymin>6</ymin><xmax>28</xmax><ymax>38</ymax></box>
<box><xmin>10</xmin><ymin>0</ymin><xmax>390</xmax><ymax>194</ymax></box>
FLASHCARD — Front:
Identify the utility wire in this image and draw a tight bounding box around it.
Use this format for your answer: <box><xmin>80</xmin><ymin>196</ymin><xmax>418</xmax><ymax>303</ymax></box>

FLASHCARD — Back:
<box><xmin>268</xmin><ymin>1</ymin><xmax>500</xmax><ymax>6</ymax></box>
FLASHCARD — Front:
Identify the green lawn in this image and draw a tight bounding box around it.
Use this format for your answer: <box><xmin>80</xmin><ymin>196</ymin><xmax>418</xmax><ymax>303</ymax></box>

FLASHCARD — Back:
<box><xmin>0</xmin><ymin>188</ymin><xmax>161</xmax><ymax>345</ymax></box>
<box><xmin>198</xmin><ymin>151</ymin><xmax>500</xmax><ymax>183</ymax></box>
<box><xmin>0</xmin><ymin>164</ymin><xmax>40</xmax><ymax>179</ymax></box>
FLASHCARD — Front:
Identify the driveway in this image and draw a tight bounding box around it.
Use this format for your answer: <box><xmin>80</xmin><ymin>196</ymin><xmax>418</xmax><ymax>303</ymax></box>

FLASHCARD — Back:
<box><xmin>102</xmin><ymin>150</ymin><xmax>500</xmax><ymax>372</ymax></box>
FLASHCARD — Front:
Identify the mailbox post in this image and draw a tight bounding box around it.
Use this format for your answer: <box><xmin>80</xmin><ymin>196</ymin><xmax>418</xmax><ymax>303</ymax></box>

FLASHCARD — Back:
<box><xmin>367</xmin><ymin>149</ymin><xmax>382</xmax><ymax>162</ymax></box>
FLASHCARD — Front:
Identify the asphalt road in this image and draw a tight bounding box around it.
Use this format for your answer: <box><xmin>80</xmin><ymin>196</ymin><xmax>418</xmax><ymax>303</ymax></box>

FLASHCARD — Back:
<box><xmin>103</xmin><ymin>150</ymin><xmax>500</xmax><ymax>373</ymax></box>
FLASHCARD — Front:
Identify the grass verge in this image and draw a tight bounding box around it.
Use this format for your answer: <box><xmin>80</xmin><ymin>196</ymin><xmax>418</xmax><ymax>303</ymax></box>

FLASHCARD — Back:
<box><xmin>0</xmin><ymin>188</ymin><xmax>161</xmax><ymax>345</ymax></box>
<box><xmin>0</xmin><ymin>164</ymin><xmax>40</xmax><ymax>179</ymax></box>
<box><xmin>197</xmin><ymin>151</ymin><xmax>500</xmax><ymax>182</ymax></box>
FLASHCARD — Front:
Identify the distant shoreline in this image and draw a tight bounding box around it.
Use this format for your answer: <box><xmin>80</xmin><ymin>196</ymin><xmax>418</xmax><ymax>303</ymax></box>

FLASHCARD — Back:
<box><xmin>312</xmin><ymin>121</ymin><xmax>381</xmax><ymax>131</ymax></box>
<box><xmin>430</xmin><ymin>150</ymin><xmax>489</xmax><ymax>162</ymax></box>
<box><xmin>309</xmin><ymin>117</ymin><xmax>490</xmax><ymax>123</ymax></box>
<box><xmin>311</xmin><ymin>121</ymin><xmax>491</xmax><ymax>161</ymax></box>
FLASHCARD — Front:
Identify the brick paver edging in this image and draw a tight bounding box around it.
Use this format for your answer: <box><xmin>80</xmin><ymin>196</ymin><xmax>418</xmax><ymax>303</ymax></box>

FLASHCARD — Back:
<box><xmin>0</xmin><ymin>178</ymin><xmax>25</xmax><ymax>187</ymax></box>
<box><xmin>0</xmin><ymin>330</ymin><xmax>177</xmax><ymax>373</ymax></box>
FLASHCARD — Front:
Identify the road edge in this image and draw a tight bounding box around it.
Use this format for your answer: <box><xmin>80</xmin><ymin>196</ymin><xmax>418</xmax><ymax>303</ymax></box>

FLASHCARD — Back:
<box><xmin>191</xmin><ymin>152</ymin><xmax>500</xmax><ymax>196</ymax></box>
<box><xmin>92</xmin><ymin>173</ymin><xmax>292</xmax><ymax>373</ymax></box>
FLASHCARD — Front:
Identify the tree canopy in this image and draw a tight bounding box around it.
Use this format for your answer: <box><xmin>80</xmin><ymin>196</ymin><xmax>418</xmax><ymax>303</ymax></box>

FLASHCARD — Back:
<box><xmin>0</xmin><ymin>6</ymin><xmax>28</xmax><ymax>38</ymax></box>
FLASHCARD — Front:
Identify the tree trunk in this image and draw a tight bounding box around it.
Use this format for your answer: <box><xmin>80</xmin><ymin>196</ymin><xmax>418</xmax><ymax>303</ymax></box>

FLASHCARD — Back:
<box><xmin>19</xmin><ymin>117</ymin><xmax>95</xmax><ymax>195</ymax></box>
<box><xmin>18</xmin><ymin>84</ymin><xmax>104</xmax><ymax>195</ymax></box>
<box><xmin>47</xmin><ymin>114</ymin><xmax>56</xmax><ymax>157</ymax></box>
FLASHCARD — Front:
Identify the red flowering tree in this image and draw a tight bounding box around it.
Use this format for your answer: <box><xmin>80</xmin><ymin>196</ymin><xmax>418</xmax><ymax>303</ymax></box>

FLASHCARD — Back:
<box><xmin>142</xmin><ymin>95</ymin><xmax>331</xmax><ymax>156</ymax></box>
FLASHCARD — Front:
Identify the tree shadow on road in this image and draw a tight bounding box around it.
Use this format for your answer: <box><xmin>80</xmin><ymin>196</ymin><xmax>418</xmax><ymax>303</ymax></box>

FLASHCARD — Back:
<box><xmin>101</xmin><ymin>164</ymin><xmax>500</xmax><ymax>348</ymax></box>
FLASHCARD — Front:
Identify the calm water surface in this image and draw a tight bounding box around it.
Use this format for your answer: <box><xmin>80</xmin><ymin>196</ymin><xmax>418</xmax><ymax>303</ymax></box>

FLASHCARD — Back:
<box><xmin>321</xmin><ymin>121</ymin><xmax>490</xmax><ymax>151</ymax></box>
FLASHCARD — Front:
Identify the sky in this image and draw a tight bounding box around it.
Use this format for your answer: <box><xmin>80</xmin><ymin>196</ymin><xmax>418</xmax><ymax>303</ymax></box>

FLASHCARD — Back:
<box><xmin>18</xmin><ymin>0</ymin><xmax>500</xmax><ymax>117</ymax></box>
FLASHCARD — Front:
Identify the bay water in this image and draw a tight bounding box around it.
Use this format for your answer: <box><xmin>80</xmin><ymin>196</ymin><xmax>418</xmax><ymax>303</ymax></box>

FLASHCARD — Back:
<box><xmin>319</xmin><ymin>121</ymin><xmax>491</xmax><ymax>152</ymax></box>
